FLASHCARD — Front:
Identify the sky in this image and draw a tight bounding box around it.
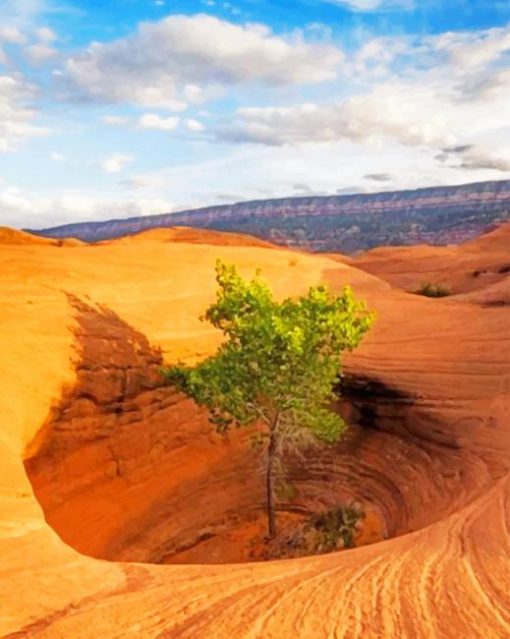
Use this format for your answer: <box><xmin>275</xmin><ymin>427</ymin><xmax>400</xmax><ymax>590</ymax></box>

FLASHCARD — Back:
<box><xmin>0</xmin><ymin>0</ymin><xmax>509</xmax><ymax>229</ymax></box>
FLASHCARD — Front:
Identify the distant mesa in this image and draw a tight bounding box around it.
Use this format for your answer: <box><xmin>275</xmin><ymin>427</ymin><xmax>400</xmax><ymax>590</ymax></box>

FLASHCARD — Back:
<box><xmin>28</xmin><ymin>179</ymin><xmax>510</xmax><ymax>253</ymax></box>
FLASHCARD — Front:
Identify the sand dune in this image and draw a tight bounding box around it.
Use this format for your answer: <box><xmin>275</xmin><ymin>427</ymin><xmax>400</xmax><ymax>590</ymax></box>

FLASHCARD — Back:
<box><xmin>0</xmin><ymin>226</ymin><xmax>509</xmax><ymax>638</ymax></box>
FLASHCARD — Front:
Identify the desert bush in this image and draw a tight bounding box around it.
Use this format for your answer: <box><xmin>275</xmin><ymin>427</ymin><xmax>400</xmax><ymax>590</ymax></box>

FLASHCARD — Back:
<box><xmin>307</xmin><ymin>503</ymin><xmax>365</xmax><ymax>551</ymax></box>
<box><xmin>415</xmin><ymin>282</ymin><xmax>451</xmax><ymax>298</ymax></box>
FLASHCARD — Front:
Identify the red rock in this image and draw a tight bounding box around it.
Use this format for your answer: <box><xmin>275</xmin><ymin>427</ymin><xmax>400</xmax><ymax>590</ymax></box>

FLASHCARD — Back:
<box><xmin>0</xmin><ymin>226</ymin><xmax>508</xmax><ymax>637</ymax></box>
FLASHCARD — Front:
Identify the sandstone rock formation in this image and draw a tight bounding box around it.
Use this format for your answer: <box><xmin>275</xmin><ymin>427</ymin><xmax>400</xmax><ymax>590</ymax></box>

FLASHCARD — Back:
<box><xmin>1</xmin><ymin>225</ymin><xmax>509</xmax><ymax>637</ymax></box>
<box><xmin>349</xmin><ymin>221</ymin><xmax>510</xmax><ymax>299</ymax></box>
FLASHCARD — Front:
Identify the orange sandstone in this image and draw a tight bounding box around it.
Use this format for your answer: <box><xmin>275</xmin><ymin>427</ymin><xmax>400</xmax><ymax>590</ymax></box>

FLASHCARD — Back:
<box><xmin>0</xmin><ymin>226</ymin><xmax>508</xmax><ymax>638</ymax></box>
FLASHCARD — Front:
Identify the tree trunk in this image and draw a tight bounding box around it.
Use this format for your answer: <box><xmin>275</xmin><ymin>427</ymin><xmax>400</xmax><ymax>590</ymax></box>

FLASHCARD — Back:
<box><xmin>266</xmin><ymin>414</ymin><xmax>278</xmax><ymax>539</ymax></box>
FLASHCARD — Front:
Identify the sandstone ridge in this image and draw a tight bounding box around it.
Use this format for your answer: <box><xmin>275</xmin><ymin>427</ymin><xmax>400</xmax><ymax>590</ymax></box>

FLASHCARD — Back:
<box><xmin>1</xmin><ymin>225</ymin><xmax>509</xmax><ymax>637</ymax></box>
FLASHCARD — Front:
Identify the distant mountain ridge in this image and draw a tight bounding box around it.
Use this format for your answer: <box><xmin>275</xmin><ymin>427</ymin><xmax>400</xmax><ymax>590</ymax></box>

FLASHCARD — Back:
<box><xmin>30</xmin><ymin>179</ymin><xmax>510</xmax><ymax>253</ymax></box>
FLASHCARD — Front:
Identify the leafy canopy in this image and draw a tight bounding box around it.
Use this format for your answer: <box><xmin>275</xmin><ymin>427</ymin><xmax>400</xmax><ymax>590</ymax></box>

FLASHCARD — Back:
<box><xmin>164</xmin><ymin>261</ymin><xmax>374</xmax><ymax>445</ymax></box>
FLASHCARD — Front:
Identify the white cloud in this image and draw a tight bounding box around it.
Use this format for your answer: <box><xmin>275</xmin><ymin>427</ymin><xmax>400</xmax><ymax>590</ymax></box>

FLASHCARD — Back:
<box><xmin>186</xmin><ymin>118</ymin><xmax>204</xmax><ymax>132</ymax></box>
<box><xmin>215</xmin><ymin>24</ymin><xmax>510</xmax><ymax>175</ymax></box>
<box><xmin>1</xmin><ymin>10</ymin><xmax>509</xmax><ymax>232</ymax></box>
<box><xmin>0</xmin><ymin>0</ymin><xmax>55</xmax><ymax>30</ymax></box>
<box><xmin>349</xmin><ymin>25</ymin><xmax>510</xmax><ymax>83</ymax></box>
<box><xmin>26</xmin><ymin>43</ymin><xmax>57</xmax><ymax>61</ymax></box>
<box><xmin>217</xmin><ymin>87</ymin><xmax>455</xmax><ymax>147</ymax></box>
<box><xmin>61</xmin><ymin>14</ymin><xmax>343</xmax><ymax>109</ymax></box>
<box><xmin>139</xmin><ymin>113</ymin><xmax>180</xmax><ymax>131</ymax></box>
<box><xmin>217</xmin><ymin>81</ymin><xmax>509</xmax><ymax>163</ymax></box>
<box><xmin>438</xmin><ymin>144</ymin><xmax>510</xmax><ymax>172</ymax></box>
<box><xmin>0</xmin><ymin>26</ymin><xmax>27</xmax><ymax>45</ymax></box>
<box><xmin>431</xmin><ymin>26</ymin><xmax>510</xmax><ymax>70</ymax></box>
<box><xmin>102</xmin><ymin>114</ymin><xmax>130</xmax><ymax>126</ymax></box>
<box><xmin>0</xmin><ymin>183</ymin><xmax>175</xmax><ymax>229</ymax></box>
<box><xmin>0</xmin><ymin>74</ymin><xmax>49</xmax><ymax>152</ymax></box>
<box><xmin>36</xmin><ymin>26</ymin><xmax>57</xmax><ymax>42</ymax></box>
<box><xmin>100</xmin><ymin>152</ymin><xmax>134</xmax><ymax>174</ymax></box>
<box><xmin>183</xmin><ymin>84</ymin><xmax>205</xmax><ymax>104</ymax></box>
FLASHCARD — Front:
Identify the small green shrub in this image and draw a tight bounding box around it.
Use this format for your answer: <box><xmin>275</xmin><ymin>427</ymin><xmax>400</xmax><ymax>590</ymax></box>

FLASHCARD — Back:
<box><xmin>308</xmin><ymin>503</ymin><xmax>364</xmax><ymax>551</ymax></box>
<box><xmin>415</xmin><ymin>282</ymin><xmax>451</xmax><ymax>298</ymax></box>
<box><xmin>249</xmin><ymin>503</ymin><xmax>366</xmax><ymax>560</ymax></box>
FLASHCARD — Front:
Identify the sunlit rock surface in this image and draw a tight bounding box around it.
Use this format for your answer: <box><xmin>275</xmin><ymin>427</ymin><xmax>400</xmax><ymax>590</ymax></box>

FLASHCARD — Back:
<box><xmin>1</xmin><ymin>225</ymin><xmax>509</xmax><ymax>637</ymax></box>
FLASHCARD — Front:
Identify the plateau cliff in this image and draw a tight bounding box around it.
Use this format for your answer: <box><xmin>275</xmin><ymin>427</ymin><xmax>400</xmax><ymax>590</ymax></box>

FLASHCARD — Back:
<box><xmin>30</xmin><ymin>179</ymin><xmax>510</xmax><ymax>253</ymax></box>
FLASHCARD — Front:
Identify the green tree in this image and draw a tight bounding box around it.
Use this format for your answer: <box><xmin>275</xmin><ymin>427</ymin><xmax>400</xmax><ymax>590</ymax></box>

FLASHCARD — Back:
<box><xmin>163</xmin><ymin>261</ymin><xmax>374</xmax><ymax>539</ymax></box>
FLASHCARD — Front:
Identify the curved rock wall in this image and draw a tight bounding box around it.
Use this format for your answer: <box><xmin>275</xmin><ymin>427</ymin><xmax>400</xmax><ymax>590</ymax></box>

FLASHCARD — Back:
<box><xmin>1</xmin><ymin>229</ymin><xmax>509</xmax><ymax>637</ymax></box>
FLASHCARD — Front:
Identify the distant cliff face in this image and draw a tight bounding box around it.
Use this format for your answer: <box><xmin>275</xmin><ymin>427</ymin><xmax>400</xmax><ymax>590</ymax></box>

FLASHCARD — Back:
<box><xmin>31</xmin><ymin>179</ymin><xmax>510</xmax><ymax>253</ymax></box>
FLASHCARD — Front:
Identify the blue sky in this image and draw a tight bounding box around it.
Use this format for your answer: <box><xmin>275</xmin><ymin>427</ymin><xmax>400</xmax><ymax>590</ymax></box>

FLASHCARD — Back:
<box><xmin>1</xmin><ymin>0</ymin><xmax>509</xmax><ymax>228</ymax></box>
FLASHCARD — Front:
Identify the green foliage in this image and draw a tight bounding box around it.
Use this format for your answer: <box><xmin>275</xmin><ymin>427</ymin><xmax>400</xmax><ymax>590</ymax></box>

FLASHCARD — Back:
<box><xmin>251</xmin><ymin>503</ymin><xmax>366</xmax><ymax>560</ymax></box>
<box><xmin>164</xmin><ymin>260</ymin><xmax>373</xmax><ymax>436</ymax></box>
<box><xmin>309</xmin><ymin>503</ymin><xmax>364</xmax><ymax>551</ymax></box>
<box><xmin>415</xmin><ymin>282</ymin><xmax>451</xmax><ymax>298</ymax></box>
<box><xmin>163</xmin><ymin>260</ymin><xmax>374</xmax><ymax>537</ymax></box>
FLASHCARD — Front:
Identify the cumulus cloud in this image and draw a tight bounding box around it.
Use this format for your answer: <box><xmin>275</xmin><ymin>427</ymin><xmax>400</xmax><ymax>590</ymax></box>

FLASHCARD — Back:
<box><xmin>349</xmin><ymin>24</ymin><xmax>510</xmax><ymax>84</ymax></box>
<box><xmin>60</xmin><ymin>14</ymin><xmax>342</xmax><ymax>109</ymax></box>
<box><xmin>216</xmin><ymin>81</ymin><xmax>506</xmax><ymax>150</ymax></box>
<box><xmin>0</xmin><ymin>183</ymin><xmax>175</xmax><ymax>229</ymax></box>
<box><xmin>0</xmin><ymin>0</ymin><xmax>56</xmax><ymax>30</ymax></box>
<box><xmin>100</xmin><ymin>152</ymin><xmax>134</xmax><ymax>174</ymax></box>
<box><xmin>460</xmin><ymin>151</ymin><xmax>510</xmax><ymax>172</ymax></box>
<box><xmin>216</xmin><ymin>86</ymin><xmax>454</xmax><ymax>147</ymax></box>
<box><xmin>26</xmin><ymin>43</ymin><xmax>57</xmax><ymax>62</ymax></box>
<box><xmin>0</xmin><ymin>74</ymin><xmax>48</xmax><ymax>152</ymax></box>
<box><xmin>0</xmin><ymin>26</ymin><xmax>27</xmax><ymax>45</ymax></box>
<box><xmin>139</xmin><ymin>113</ymin><xmax>180</xmax><ymax>131</ymax></box>
<box><xmin>431</xmin><ymin>25</ymin><xmax>510</xmax><ymax>71</ymax></box>
<box><xmin>437</xmin><ymin>144</ymin><xmax>510</xmax><ymax>173</ymax></box>
<box><xmin>216</xmin><ymin>24</ymin><xmax>510</xmax><ymax>164</ymax></box>
<box><xmin>0</xmin><ymin>18</ymin><xmax>59</xmax><ymax>66</ymax></box>
<box><xmin>36</xmin><ymin>26</ymin><xmax>57</xmax><ymax>43</ymax></box>
<box><xmin>186</xmin><ymin>118</ymin><xmax>204</xmax><ymax>132</ymax></box>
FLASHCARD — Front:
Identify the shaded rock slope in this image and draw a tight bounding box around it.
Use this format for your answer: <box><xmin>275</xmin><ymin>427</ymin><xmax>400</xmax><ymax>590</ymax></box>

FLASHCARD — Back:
<box><xmin>30</xmin><ymin>179</ymin><xmax>510</xmax><ymax>253</ymax></box>
<box><xmin>0</xmin><ymin>225</ymin><xmax>509</xmax><ymax>638</ymax></box>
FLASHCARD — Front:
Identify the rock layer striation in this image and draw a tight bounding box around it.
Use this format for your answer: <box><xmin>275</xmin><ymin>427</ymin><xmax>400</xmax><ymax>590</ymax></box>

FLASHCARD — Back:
<box><xmin>0</xmin><ymin>226</ymin><xmax>509</xmax><ymax>637</ymax></box>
